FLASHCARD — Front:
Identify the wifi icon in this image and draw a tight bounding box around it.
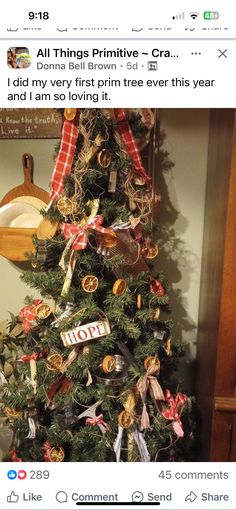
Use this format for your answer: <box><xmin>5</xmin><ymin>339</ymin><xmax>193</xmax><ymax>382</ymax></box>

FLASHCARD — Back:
<box><xmin>190</xmin><ymin>12</ymin><xmax>199</xmax><ymax>20</ymax></box>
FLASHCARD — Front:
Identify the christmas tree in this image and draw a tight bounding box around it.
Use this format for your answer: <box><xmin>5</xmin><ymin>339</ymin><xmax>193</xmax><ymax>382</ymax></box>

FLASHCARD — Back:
<box><xmin>0</xmin><ymin>108</ymin><xmax>195</xmax><ymax>462</ymax></box>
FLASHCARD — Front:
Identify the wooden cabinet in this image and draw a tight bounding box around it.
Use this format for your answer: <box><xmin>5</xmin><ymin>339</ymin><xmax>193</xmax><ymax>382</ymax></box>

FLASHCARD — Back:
<box><xmin>196</xmin><ymin>109</ymin><xmax>236</xmax><ymax>461</ymax></box>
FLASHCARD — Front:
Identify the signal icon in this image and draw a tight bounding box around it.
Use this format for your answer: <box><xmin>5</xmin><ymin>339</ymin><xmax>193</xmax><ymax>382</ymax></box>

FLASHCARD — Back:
<box><xmin>190</xmin><ymin>12</ymin><xmax>199</xmax><ymax>20</ymax></box>
<box><xmin>172</xmin><ymin>12</ymin><xmax>185</xmax><ymax>20</ymax></box>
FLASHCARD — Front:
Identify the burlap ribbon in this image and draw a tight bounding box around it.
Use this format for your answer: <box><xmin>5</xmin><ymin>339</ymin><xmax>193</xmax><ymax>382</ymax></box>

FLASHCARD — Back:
<box><xmin>137</xmin><ymin>364</ymin><xmax>165</xmax><ymax>430</ymax></box>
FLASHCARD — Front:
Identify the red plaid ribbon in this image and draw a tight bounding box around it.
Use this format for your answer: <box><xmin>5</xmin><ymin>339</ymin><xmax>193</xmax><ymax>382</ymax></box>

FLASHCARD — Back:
<box><xmin>162</xmin><ymin>390</ymin><xmax>187</xmax><ymax>438</ymax></box>
<box><xmin>18</xmin><ymin>351</ymin><xmax>46</xmax><ymax>363</ymax></box>
<box><xmin>50</xmin><ymin>115</ymin><xmax>80</xmax><ymax>202</ymax></box>
<box><xmin>115</xmin><ymin>108</ymin><xmax>151</xmax><ymax>183</ymax></box>
<box><xmin>62</xmin><ymin>215</ymin><xmax>112</xmax><ymax>250</ymax></box>
<box><xmin>19</xmin><ymin>299</ymin><xmax>42</xmax><ymax>333</ymax></box>
<box><xmin>86</xmin><ymin>414</ymin><xmax>108</xmax><ymax>428</ymax></box>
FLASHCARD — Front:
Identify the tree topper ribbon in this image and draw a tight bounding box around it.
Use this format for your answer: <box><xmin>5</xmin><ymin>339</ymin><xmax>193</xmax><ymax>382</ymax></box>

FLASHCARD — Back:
<box><xmin>137</xmin><ymin>363</ymin><xmax>165</xmax><ymax>431</ymax></box>
<box><xmin>19</xmin><ymin>299</ymin><xmax>42</xmax><ymax>333</ymax></box>
<box><xmin>62</xmin><ymin>215</ymin><xmax>113</xmax><ymax>251</ymax></box>
<box><xmin>115</xmin><ymin>108</ymin><xmax>151</xmax><ymax>183</ymax></box>
<box><xmin>162</xmin><ymin>390</ymin><xmax>188</xmax><ymax>438</ymax></box>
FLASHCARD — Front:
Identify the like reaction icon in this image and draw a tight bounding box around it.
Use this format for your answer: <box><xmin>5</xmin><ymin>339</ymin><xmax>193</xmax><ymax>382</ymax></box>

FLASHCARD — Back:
<box><xmin>7</xmin><ymin>470</ymin><xmax>17</xmax><ymax>480</ymax></box>
<box><xmin>7</xmin><ymin>491</ymin><xmax>19</xmax><ymax>503</ymax></box>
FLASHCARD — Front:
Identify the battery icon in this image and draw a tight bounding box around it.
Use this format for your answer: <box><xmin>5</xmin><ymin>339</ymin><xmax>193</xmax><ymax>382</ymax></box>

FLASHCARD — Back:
<box><xmin>203</xmin><ymin>11</ymin><xmax>220</xmax><ymax>20</ymax></box>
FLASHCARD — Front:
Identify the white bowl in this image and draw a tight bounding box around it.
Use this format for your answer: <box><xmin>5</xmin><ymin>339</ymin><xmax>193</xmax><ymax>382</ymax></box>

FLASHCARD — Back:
<box><xmin>0</xmin><ymin>202</ymin><xmax>42</xmax><ymax>228</ymax></box>
<box><xmin>11</xmin><ymin>196</ymin><xmax>47</xmax><ymax>211</ymax></box>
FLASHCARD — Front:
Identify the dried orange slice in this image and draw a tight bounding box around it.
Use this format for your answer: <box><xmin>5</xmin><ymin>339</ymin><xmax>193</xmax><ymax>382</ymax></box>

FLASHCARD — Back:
<box><xmin>64</xmin><ymin>108</ymin><xmax>77</xmax><ymax>121</ymax></box>
<box><xmin>144</xmin><ymin>356</ymin><xmax>160</xmax><ymax>371</ymax></box>
<box><xmin>101</xmin><ymin>355</ymin><xmax>116</xmax><ymax>373</ymax></box>
<box><xmin>49</xmin><ymin>447</ymin><xmax>65</xmax><ymax>462</ymax></box>
<box><xmin>137</xmin><ymin>293</ymin><xmax>142</xmax><ymax>309</ymax></box>
<box><xmin>143</xmin><ymin>242</ymin><xmax>159</xmax><ymax>259</ymax></box>
<box><xmin>35</xmin><ymin>303</ymin><xmax>52</xmax><ymax>320</ymax></box>
<box><xmin>81</xmin><ymin>275</ymin><xmax>99</xmax><ymax>293</ymax></box>
<box><xmin>4</xmin><ymin>407</ymin><xmax>22</xmax><ymax>419</ymax></box>
<box><xmin>46</xmin><ymin>354</ymin><xmax>63</xmax><ymax>371</ymax></box>
<box><xmin>99</xmin><ymin>231</ymin><xmax>117</xmax><ymax>248</ymax></box>
<box><xmin>97</xmin><ymin>148</ymin><xmax>112</xmax><ymax>168</ymax></box>
<box><xmin>112</xmin><ymin>279</ymin><xmax>127</xmax><ymax>296</ymax></box>
<box><xmin>118</xmin><ymin>410</ymin><xmax>134</xmax><ymax>428</ymax></box>
<box><xmin>57</xmin><ymin>197</ymin><xmax>74</xmax><ymax>215</ymax></box>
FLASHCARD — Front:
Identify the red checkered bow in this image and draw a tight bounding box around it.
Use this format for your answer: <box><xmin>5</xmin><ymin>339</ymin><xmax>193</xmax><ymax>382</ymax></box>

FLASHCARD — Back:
<box><xmin>50</xmin><ymin>114</ymin><xmax>80</xmax><ymax>202</ymax></box>
<box><xmin>62</xmin><ymin>215</ymin><xmax>112</xmax><ymax>250</ymax></box>
<box><xmin>115</xmin><ymin>108</ymin><xmax>151</xmax><ymax>183</ymax></box>
<box><xmin>162</xmin><ymin>390</ymin><xmax>188</xmax><ymax>438</ymax></box>
<box><xmin>19</xmin><ymin>299</ymin><xmax>42</xmax><ymax>333</ymax></box>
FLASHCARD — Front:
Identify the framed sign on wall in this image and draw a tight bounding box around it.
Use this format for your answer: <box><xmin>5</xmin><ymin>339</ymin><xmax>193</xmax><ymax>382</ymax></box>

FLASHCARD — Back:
<box><xmin>0</xmin><ymin>108</ymin><xmax>62</xmax><ymax>139</ymax></box>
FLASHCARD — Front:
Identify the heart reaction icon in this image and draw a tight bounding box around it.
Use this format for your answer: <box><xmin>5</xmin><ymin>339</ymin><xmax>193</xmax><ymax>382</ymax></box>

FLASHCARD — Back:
<box><xmin>18</xmin><ymin>470</ymin><xmax>27</xmax><ymax>480</ymax></box>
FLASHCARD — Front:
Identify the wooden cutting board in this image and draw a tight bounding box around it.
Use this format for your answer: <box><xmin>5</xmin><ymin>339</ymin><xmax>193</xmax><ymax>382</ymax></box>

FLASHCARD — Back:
<box><xmin>0</xmin><ymin>227</ymin><xmax>36</xmax><ymax>261</ymax></box>
<box><xmin>0</xmin><ymin>154</ymin><xmax>50</xmax><ymax>206</ymax></box>
<box><xmin>0</xmin><ymin>154</ymin><xmax>50</xmax><ymax>261</ymax></box>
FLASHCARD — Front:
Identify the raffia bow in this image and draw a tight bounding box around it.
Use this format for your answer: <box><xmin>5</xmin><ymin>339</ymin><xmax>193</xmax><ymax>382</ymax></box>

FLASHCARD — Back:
<box><xmin>137</xmin><ymin>363</ymin><xmax>165</xmax><ymax>431</ymax></box>
<box><xmin>62</xmin><ymin>215</ymin><xmax>112</xmax><ymax>251</ymax></box>
<box><xmin>162</xmin><ymin>389</ymin><xmax>188</xmax><ymax>437</ymax></box>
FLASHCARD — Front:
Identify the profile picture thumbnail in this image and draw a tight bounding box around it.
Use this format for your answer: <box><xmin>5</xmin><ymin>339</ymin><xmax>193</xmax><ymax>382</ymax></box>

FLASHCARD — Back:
<box><xmin>7</xmin><ymin>47</ymin><xmax>32</xmax><ymax>69</ymax></box>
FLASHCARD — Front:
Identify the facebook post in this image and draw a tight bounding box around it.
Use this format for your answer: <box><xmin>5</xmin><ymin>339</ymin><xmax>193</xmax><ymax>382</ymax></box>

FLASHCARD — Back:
<box><xmin>0</xmin><ymin>1</ymin><xmax>235</xmax><ymax>509</ymax></box>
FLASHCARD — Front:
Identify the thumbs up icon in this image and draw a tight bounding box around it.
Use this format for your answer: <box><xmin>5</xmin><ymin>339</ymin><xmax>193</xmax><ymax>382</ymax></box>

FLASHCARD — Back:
<box><xmin>7</xmin><ymin>491</ymin><xmax>19</xmax><ymax>503</ymax></box>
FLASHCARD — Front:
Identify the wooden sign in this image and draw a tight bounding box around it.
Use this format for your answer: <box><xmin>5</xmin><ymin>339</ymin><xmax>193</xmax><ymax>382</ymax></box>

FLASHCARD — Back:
<box><xmin>0</xmin><ymin>108</ymin><xmax>62</xmax><ymax>139</ymax></box>
<box><xmin>61</xmin><ymin>319</ymin><xmax>111</xmax><ymax>347</ymax></box>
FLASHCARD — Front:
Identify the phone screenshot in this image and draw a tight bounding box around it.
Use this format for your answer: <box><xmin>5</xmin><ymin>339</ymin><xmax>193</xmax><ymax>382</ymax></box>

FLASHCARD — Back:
<box><xmin>0</xmin><ymin>1</ymin><xmax>235</xmax><ymax>509</ymax></box>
